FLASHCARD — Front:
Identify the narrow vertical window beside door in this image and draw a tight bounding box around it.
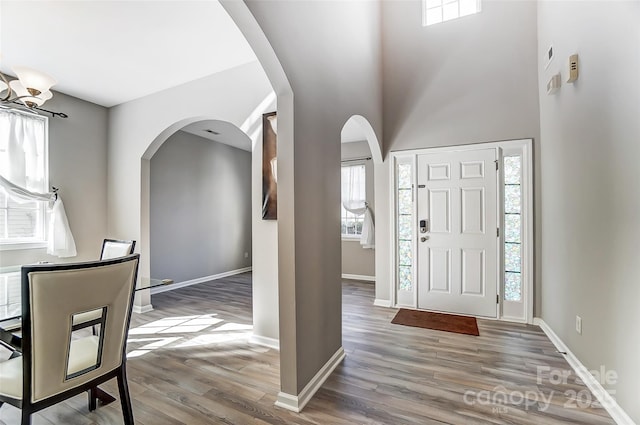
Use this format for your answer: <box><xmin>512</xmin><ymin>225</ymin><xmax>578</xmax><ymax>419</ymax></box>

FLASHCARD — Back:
<box><xmin>397</xmin><ymin>163</ymin><xmax>413</xmax><ymax>292</ymax></box>
<box><xmin>504</xmin><ymin>156</ymin><xmax>522</xmax><ymax>302</ymax></box>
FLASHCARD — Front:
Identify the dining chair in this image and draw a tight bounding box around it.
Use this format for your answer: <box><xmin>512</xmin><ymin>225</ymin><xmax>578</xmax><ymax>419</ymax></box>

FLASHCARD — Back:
<box><xmin>71</xmin><ymin>238</ymin><xmax>136</xmax><ymax>331</ymax></box>
<box><xmin>100</xmin><ymin>239</ymin><xmax>136</xmax><ymax>260</ymax></box>
<box><xmin>0</xmin><ymin>254</ymin><xmax>140</xmax><ymax>425</ymax></box>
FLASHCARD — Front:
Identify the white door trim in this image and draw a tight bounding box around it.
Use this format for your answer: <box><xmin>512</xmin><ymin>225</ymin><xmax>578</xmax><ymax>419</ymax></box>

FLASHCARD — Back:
<box><xmin>389</xmin><ymin>139</ymin><xmax>534</xmax><ymax>324</ymax></box>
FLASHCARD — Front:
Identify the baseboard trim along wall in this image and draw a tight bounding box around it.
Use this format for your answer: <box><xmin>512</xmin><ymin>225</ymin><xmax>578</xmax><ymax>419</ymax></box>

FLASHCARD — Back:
<box><xmin>151</xmin><ymin>267</ymin><xmax>253</xmax><ymax>295</ymax></box>
<box><xmin>373</xmin><ymin>299</ymin><xmax>392</xmax><ymax>308</ymax></box>
<box><xmin>533</xmin><ymin>318</ymin><xmax>634</xmax><ymax>425</ymax></box>
<box><xmin>132</xmin><ymin>304</ymin><xmax>153</xmax><ymax>314</ymax></box>
<box><xmin>249</xmin><ymin>334</ymin><xmax>280</xmax><ymax>351</ymax></box>
<box><xmin>341</xmin><ymin>273</ymin><xmax>375</xmax><ymax>282</ymax></box>
<box><xmin>275</xmin><ymin>347</ymin><xmax>346</xmax><ymax>413</ymax></box>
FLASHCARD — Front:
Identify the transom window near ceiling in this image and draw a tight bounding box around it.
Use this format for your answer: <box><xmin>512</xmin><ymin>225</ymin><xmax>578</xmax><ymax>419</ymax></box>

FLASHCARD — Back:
<box><xmin>423</xmin><ymin>0</ymin><xmax>481</xmax><ymax>26</ymax></box>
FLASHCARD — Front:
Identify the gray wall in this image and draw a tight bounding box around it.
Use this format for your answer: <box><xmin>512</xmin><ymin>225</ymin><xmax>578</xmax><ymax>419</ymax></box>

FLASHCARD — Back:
<box><xmin>341</xmin><ymin>141</ymin><xmax>375</xmax><ymax>278</ymax></box>
<box><xmin>376</xmin><ymin>0</ymin><xmax>541</xmax><ymax>310</ymax></box>
<box><xmin>0</xmin><ymin>92</ymin><xmax>108</xmax><ymax>267</ymax></box>
<box><xmin>537</xmin><ymin>1</ymin><xmax>640</xmax><ymax>421</ymax></box>
<box><xmin>150</xmin><ymin>130</ymin><xmax>251</xmax><ymax>284</ymax></box>
<box><xmin>382</xmin><ymin>0</ymin><xmax>540</xmax><ymax>153</ymax></box>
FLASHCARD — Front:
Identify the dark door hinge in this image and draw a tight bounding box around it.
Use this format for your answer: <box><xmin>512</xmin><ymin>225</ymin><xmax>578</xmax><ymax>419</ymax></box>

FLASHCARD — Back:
<box><xmin>497</xmin><ymin>228</ymin><xmax>500</xmax><ymax>238</ymax></box>
<box><xmin>497</xmin><ymin>294</ymin><xmax>500</xmax><ymax>304</ymax></box>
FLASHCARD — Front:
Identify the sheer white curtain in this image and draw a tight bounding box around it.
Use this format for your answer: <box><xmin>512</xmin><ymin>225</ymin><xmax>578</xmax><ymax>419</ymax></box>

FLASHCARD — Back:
<box><xmin>341</xmin><ymin>164</ymin><xmax>374</xmax><ymax>249</ymax></box>
<box><xmin>0</xmin><ymin>109</ymin><xmax>77</xmax><ymax>257</ymax></box>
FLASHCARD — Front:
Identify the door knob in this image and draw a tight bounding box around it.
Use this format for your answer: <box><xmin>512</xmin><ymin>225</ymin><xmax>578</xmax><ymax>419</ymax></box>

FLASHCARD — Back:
<box><xmin>420</xmin><ymin>236</ymin><xmax>428</xmax><ymax>242</ymax></box>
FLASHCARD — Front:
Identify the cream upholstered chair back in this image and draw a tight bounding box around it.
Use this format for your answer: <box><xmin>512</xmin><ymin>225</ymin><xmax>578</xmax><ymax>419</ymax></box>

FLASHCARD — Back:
<box><xmin>21</xmin><ymin>255</ymin><xmax>139</xmax><ymax>404</ymax></box>
<box><xmin>100</xmin><ymin>239</ymin><xmax>136</xmax><ymax>260</ymax></box>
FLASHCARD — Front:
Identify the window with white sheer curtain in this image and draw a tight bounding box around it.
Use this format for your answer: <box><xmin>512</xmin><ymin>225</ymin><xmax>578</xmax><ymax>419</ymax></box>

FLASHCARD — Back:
<box><xmin>341</xmin><ymin>164</ymin><xmax>366</xmax><ymax>237</ymax></box>
<box><xmin>0</xmin><ymin>109</ymin><xmax>48</xmax><ymax>245</ymax></box>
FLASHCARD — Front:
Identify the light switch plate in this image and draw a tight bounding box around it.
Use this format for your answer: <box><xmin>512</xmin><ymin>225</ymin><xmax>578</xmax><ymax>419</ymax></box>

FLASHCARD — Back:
<box><xmin>576</xmin><ymin>315</ymin><xmax>582</xmax><ymax>334</ymax></box>
<box><xmin>547</xmin><ymin>73</ymin><xmax>561</xmax><ymax>94</ymax></box>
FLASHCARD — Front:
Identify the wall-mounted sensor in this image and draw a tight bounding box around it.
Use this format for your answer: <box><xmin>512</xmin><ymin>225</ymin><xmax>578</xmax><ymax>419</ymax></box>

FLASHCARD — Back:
<box><xmin>547</xmin><ymin>73</ymin><xmax>561</xmax><ymax>94</ymax></box>
<box><xmin>567</xmin><ymin>54</ymin><xmax>579</xmax><ymax>83</ymax></box>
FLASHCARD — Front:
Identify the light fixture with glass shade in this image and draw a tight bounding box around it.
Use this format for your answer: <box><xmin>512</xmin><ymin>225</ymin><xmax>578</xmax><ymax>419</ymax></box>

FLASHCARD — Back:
<box><xmin>1</xmin><ymin>57</ymin><xmax>66</xmax><ymax>117</ymax></box>
<box><xmin>1</xmin><ymin>66</ymin><xmax>56</xmax><ymax>107</ymax></box>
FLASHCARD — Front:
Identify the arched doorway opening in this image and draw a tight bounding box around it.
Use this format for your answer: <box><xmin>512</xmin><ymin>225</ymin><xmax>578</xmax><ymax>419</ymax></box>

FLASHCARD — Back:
<box><xmin>147</xmin><ymin>119</ymin><xmax>252</xmax><ymax>291</ymax></box>
<box><xmin>340</xmin><ymin>115</ymin><xmax>383</xmax><ymax>284</ymax></box>
<box><xmin>136</xmin><ymin>92</ymin><xmax>280</xmax><ymax>348</ymax></box>
<box><xmin>340</xmin><ymin>116</ymin><xmax>382</xmax><ymax>282</ymax></box>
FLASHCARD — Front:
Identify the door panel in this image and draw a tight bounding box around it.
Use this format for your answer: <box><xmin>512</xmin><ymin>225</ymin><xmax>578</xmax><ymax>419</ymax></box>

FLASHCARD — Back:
<box><xmin>461</xmin><ymin>187</ymin><xmax>484</xmax><ymax>234</ymax></box>
<box><xmin>429</xmin><ymin>189</ymin><xmax>451</xmax><ymax>233</ymax></box>
<box><xmin>461</xmin><ymin>249</ymin><xmax>485</xmax><ymax>295</ymax></box>
<box><xmin>417</xmin><ymin>149</ymin><xmax>498</xmax><ymax>318</ymax></box>
<box><xmin>428</xmin><ymin>163</ymin><xmax>450</xmax><ymax>181</ymax></box>
<box><xmin>429</xmin><ymin>248</ymin><xmax>451</xmax><ymax>293</ymax></box>
<box><xmin>460</xmin><ymin>161</ymin><xmax>484</xmax><ymax>179</ymax></box>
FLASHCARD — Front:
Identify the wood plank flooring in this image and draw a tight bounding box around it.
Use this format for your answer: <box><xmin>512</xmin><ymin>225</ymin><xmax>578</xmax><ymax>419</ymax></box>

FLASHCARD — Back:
<box><xmin>0</xmin><ymin>274</ymin><xmax>615</xmax><ymax>424</ymax></box>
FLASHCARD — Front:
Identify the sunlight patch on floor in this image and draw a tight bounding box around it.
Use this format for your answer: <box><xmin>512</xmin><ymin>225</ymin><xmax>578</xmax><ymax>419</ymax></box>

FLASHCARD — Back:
<box><xmin>126</xmin><ymin>314</ymin><xmax>254</xmax><ymax>358</ymax></box>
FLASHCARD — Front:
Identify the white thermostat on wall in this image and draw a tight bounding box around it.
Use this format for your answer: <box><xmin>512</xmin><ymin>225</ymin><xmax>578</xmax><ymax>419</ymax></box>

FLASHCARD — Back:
<box><xmin>547</xmin><ymin>73</ymin><xmax>561</xmax><ymax>95</ymax></box>
<box><xmin>566</xmin><ymin>54</ymin><xmax>579</xmax><ymax>83</ymax></box>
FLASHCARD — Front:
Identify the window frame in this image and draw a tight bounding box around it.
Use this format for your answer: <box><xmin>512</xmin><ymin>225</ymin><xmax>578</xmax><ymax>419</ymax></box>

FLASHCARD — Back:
<box><xmin>422</xmin><ymin>0</ymin><xmax>482</xmax><ymax>27</ymax></box>
<box><xmin>0</xmin><ymin>108</ymin><xmax>50</xmax><ymax>251</ymax></box>
<box><xmin>341</xmin><ymin>162</ymin><xmax>367</xmax><ymax>240</ymax></box>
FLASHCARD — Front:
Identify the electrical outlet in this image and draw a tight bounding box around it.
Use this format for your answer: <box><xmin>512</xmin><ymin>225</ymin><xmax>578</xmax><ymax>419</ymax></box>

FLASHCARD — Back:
<box><xmin>244</xmin><ymin>252</ymin><xmax>249</xmax><ymax>258</ymax></box>
<box><xmin>576</xmin><ymin>316</ymin><xmax>582</xmax><ymax>334</ymax></box>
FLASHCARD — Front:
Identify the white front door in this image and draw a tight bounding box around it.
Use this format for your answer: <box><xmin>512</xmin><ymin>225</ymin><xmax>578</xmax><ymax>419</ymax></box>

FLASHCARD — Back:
<box><xmin>416</xmin><ymin>149</ymin><xmax>498</xmax><ymax>317</ymax></box>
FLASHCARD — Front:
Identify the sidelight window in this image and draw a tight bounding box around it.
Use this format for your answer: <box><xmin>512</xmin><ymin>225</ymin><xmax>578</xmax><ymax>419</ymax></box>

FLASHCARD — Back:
<box><xmin>504</xmin><ymin>155</ymin><xmax>522</xmax><ymax>302</ymax></box>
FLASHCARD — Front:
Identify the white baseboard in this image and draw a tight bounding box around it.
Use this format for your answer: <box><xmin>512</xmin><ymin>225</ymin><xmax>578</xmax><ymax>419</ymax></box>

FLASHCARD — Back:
<box><xmin>500</xmin><ymin>315</ymin><xmax>528</xmax><ymax>324</ymax></box>
<box><xmin>151</xmin><ymin>267</ymin><xmax>252</xmax><ymax>295</ymax></box>
<box><xmin>275</xmin><ymin>346</ymin><xmax>345</xmax><ymax>412</ymax></box>
<box><xmin>373</xmin><ymin>299</ymin><xmax>392</xmax><ymax>308</ymax></box>
<box><xmin>534</xmin><ymin>318</ymin><xmax>634</xmax><ymax>425</ymax></box>
<box><xmin>249</xmin><ymin>334</ymin><xmax>279</xmax><ymax>351</ymax></box>
<box><xmin>132</xmin><ymin>304</ymin><xmax>153</xmax><ymax>314</ymax></box>
<box><xmin>341</xmin><ymin>273</ymin><xmax>375</xmax><ymax>282</ymax></box>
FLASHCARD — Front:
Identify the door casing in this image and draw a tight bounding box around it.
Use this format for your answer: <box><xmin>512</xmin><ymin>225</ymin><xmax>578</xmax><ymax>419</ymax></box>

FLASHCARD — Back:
<box><xmin>389</xmin><ymin>139</ymin><xmax>534</xmax><ymax>324</ymax></box>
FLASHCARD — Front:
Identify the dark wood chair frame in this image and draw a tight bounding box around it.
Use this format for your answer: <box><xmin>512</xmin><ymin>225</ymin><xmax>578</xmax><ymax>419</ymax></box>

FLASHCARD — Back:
<box><xmin>0</xmin><ymin>254</ymin><xmax>140</xmax><ymax>425</ymax></box>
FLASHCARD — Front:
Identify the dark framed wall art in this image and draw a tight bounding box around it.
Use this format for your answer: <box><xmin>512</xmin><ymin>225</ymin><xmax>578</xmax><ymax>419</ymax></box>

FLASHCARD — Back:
<box><xmin>262</xmin><ymin>111</ymin><xmax>277</xmax><ymax>220</ymax></box>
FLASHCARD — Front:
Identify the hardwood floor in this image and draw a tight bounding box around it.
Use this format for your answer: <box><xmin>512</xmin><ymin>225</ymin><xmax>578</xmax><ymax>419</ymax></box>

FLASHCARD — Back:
<box><xmin>0</xmin><ymin>273</ymin><xmax>615</xmax><ymax>424</ymax></box>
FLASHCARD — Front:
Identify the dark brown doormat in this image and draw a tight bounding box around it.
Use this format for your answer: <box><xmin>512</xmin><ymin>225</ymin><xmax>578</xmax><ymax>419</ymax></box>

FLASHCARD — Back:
<box><xmin>391</xmin><ymin>309</ymin><xmax>479</xmax><ymax>336</ymax></box>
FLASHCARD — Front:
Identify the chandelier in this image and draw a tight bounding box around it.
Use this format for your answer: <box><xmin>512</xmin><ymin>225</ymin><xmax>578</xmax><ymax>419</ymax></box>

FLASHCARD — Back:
<box><xmin>0</xmin><ymin>64</ymin><xmax>57</xmax><ymax>109</ymax></box>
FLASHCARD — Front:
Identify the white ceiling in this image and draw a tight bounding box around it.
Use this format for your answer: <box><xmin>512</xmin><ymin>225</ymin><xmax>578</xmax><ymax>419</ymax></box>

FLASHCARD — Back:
<box><xmin>341</xmin><ymin>117</ymin><xmax>368</xmax><ymax>143</ymax></box>
<box><xmin>181</xmin><ymin>120</ymin><xmax>251</xmax><ymax>151</ymax></box>
<box><xmin>0</xmin><ymin>1</ymin><xmax>258</xmax><ymax>107</ymax></box>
